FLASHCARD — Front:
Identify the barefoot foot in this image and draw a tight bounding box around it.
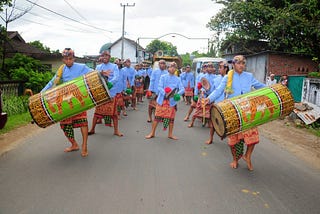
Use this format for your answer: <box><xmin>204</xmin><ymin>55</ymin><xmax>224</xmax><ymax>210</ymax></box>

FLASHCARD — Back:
<box><xmin>242</xmin><ymin>156</ymin><xmax>253</xmax><ymax>171</ymax></box>
<box><xmin>114</xmin><ymin>132</ymin><xmax>124</xmax><ymax>137</ymax></box>
<box><xmin>230</xmin><ymin>161</ymin><xmax>238</xmax><ymax>169</ymax></box>
<box><xmin>81</xmin><ymin>151</ymin><xmax>88</xmax><ymax>157</ymax></box>
<box><xmin>64</xmin><ymin>146</ymin><xmax>79</xmax><ymax>153</ymax></box>
<box><xmin>184</xmin><ymin>117</ymin><xmax>189</xmax><ymax>121</ymax></box>
<box><xmin>205</xmin><ymin>139</ymin><xmax>213</xmax><ymax>145</ymax></box>
<box><xmin>145</xmin><ymin>134</ymin><xmax>154</xmax><ymax>139</ymax></box>
<box><xmin>168</xmin><ymin>136</ymin><xmax>178</xmax><ymax>140</ymax></box>
<box><xmin>187</xmin><ymin>123</ymin><xmax>193</xmax><ymax>128</ymax></box>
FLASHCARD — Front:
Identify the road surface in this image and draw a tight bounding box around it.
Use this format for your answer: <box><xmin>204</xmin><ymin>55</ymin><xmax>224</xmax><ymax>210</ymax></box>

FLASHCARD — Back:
<box><xmin>0</xmin><ymin>101</ymin><xmax>319</xmax><ymax>213</ymax></box>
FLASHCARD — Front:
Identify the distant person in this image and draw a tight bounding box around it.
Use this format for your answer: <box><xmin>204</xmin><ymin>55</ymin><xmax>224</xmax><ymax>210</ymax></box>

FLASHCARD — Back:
<box><xmin>180</xmin><ymin>64</ymin><xmax>195</xmax><ymax>105</ymax></box>
<box><xmin>280</xmin><ymin>74</ymin><xmax>288</xmax><ymax>86</ymax></box>
<box><xmin>184</xmin><ymin>63</ymin><xmax>208</xmax><ymax>121</ymax></box>
<box><xmin>145</xmin><ymin>62</ymin><xmax>184</xmax><ymax>140</ymax></box>
<box><xmin>88</xmin><ymin>50</ymin><xmax>123</xmax><ymax>137</ymax></box>
<box><xmin>147</xmin><ymin>60</ymin><xmax>168</xmax><ymax>123</ymax></box>
<box><xmin>41</xmin><ymin>48</ymin><xmax>92</xmax><ymax>157</ymax></box>
<box><xmin>266</xmin><ymin>73</ymin><xmax>277</xmax><ymax>86</ymax></box>
<box><xmin>122</xmin><ymin>59</ymin><xmax>136</xmax><ymax>110</ymax></box>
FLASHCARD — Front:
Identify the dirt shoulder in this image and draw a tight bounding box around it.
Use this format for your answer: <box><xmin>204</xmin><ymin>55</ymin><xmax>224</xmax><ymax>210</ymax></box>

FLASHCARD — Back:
<box><xmin>259</xmin><ymin>119</ymin><xmax>320</xmax><ymax>169</ymax></box>
<box><xmin>1</xmin><ymin>120</ymin><xmax>319</xmax><ymax>169</ymax></box>
<box><xmin>0</xmin><ymin>123</ymin><xmax>44</xmax><ymax>156</ymax></box>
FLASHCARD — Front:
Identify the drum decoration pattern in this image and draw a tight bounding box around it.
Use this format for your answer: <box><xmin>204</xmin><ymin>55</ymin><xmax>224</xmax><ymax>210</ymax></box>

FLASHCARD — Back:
<box><xmin>29</xmin><ymin>71</ymin><xmax>110</xmax><ymax>128</ymax></box>
<box><xmin>211</xmin><ymin>84</ymin><xmax>294</xmax><ymax>138</ymax></box>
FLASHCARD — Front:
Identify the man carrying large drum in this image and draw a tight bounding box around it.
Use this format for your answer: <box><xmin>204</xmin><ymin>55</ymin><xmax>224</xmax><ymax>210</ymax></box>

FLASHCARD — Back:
<box><xmin>204</xmin><ymin>55</ymin><xmax>266</xmax><ymax>171</ymax></box>
<box><xmin>41</xmin><ymin>48</ymin><xmax>92</xmax><ymax>157</ymax></box>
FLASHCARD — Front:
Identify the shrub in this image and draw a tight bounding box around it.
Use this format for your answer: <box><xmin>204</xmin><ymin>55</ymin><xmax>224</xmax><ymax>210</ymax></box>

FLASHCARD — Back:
<box><xmin>2</xmin><ymin>95</ymin><xmax>29</xmax><ymax>116</ymax></box>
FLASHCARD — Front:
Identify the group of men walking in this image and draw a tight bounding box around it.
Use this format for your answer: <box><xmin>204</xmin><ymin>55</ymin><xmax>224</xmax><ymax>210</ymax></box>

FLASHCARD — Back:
<box><xmin>42</xmin><ymin>48</ymin><xmax>266</xmax><ymax>171</ymax></box>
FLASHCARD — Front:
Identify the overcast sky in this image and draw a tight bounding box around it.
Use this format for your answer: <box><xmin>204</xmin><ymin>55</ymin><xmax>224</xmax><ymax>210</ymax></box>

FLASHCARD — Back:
<box><xmin>2</xmin><ymin>0</ymin><xmax>223</xmax><ymax>57</ymax></box>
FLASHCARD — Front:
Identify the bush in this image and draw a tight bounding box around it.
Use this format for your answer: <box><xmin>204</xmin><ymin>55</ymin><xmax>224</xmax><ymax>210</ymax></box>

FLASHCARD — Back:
<box><xmin>2</xmin><ymin>95</ymin><xmax>29</xmax><ymax>116</ymax></box>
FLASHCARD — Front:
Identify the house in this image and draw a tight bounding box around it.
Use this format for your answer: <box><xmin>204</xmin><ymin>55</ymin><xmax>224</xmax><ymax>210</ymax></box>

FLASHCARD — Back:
<box><xmin>89</xmin><ymin>37</ymin><xmax>148</xmax><ymax>64</ymax></box>
<box><xmin>4</xmin><ymin>31</ymin><xmax>95</xmax><ymax>71</ymax></box>
<box><xmin>223</xmin><ymin>49</ymin><xmax>318</xmax><ymax>102</ymax></box>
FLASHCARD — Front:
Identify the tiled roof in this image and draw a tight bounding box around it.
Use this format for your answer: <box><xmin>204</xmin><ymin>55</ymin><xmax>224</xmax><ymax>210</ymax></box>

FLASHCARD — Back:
<box><xmin>5</xmin><ymin>31</ymin><xmax>60</xmax><ymax>59</ymax></box>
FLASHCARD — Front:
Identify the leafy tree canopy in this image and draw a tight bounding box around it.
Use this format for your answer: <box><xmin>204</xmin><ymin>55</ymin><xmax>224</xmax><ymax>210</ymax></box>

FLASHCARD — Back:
<box><xmin>208</xmin><ymin>0</ymin><xmax>320</xmax><ymax>58</ymax></box>
<box><xmin>28</xmin><ymin>40</ymin><xmax>60</xmax><ymax>54</ymax></box>
<box><xmin>145</xmin><ymin>39</ymin><xmax>178</xmax><ymax>56</ymax></box>
<box><xmin>0</xmin><ymin>0</ymin><xmax>11</xmax><ymax>12</ymax></box>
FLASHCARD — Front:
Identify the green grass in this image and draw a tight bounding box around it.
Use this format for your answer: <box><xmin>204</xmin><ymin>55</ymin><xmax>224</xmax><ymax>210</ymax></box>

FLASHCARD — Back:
<box><xmin>0</xmin><ymin>112</ymin><xmax>32</xmax><ymax>135</ymax></box>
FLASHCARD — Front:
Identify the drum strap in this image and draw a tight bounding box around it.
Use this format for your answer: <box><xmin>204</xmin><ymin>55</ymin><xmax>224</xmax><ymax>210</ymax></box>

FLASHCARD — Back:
<box><xmin>53</xmin><ymin>64</ymin><xmax>65</xmax><ymax>87</ymax></box>
<box><xmin>225</xmin><ymin>69</ymin><xmax>234</xmax><ymax>98</ymax></box>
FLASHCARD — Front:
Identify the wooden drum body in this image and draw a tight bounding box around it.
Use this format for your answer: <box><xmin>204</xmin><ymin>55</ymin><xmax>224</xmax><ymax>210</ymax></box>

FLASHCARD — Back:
<box><xmin>29</xmin><ymin>71</ymin><xmax>111</xmax><ymax>128</ymax></box>
<box><xmin>211</xmin><ymin>84</ymin><xmax>294</xmax><ymax>138</ymax></box>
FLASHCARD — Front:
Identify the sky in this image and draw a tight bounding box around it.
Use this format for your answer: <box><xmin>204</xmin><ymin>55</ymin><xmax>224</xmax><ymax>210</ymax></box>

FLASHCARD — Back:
<box><xmin>2</xmin><ymin>0</ymin><xmax>224</xmax><ymax>57</ymax></box>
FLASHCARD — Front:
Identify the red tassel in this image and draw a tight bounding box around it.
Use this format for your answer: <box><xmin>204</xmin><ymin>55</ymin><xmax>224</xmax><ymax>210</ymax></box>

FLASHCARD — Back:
<box><xmin>164</xmin><ymin>87</ymin><xmax>172</xmax><ymax>93</ymax></box>
<box><xmin>197</xmin><ymin>82</ymin><xmax>202</xmax><ymax>89</ymax></box>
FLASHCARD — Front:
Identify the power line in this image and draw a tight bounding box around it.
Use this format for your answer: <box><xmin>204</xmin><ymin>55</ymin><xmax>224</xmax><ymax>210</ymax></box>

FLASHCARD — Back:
<box><xmin>25</xmin><ymin>0</ymin><xmax>113</xmax><ymax>33</ymax></box>
<box><xmin>63</xmin><ymin>0</ymin><xmax>88</xmax><ymax>22</ymax></box>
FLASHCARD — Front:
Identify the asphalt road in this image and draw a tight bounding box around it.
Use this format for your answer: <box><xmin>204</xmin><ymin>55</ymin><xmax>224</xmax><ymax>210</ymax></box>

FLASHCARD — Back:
<box><xmin>0</xmin><ymin>100</ymin><xmax>320</xmax><ymax>214</ymax></box>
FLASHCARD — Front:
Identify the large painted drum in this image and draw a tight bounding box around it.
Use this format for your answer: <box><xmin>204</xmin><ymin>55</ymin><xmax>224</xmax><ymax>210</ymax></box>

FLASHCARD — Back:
<box><xmin>29</xmin><ymin>71</ymin><xmax>111</xmax><ymax>128</ymax></box>
<box><xmin>211</xmin><ymin>84</ymin><xmax>294</xmax><ymax>138</ymax></box>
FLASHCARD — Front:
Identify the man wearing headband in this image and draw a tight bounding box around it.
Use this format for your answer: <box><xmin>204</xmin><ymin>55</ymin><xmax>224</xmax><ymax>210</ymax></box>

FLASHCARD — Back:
<box><xmin>41</xmin><ymin>48</ymin><xmax>92</xmax><ymax>157</ymax></box>
<box><xmin>122</xmin><ymin>59</ymin><xmax>137</xmax><ymax>110</ymax></box>
<box><xmin>88</xmin><ymin>50</ymin><xmax>123</xmax><ymax>137</ymax></box>
<box><xmin>145</xmin><ymin>62</ymin><xmax>184</xmax><ymax>140</ymax></box>
<box><xmin>205</xmin><ymin>55</ymin><xmax>265</xmax><ymax>170</ymax></box>
<box><xmin>147</xmin><ymin>59</ymin><xmax>168</xmax><ymax>123</ymax></box>
<box><xmin>180</xmin><ymin>64</ymin><xmax>195</xmax><ymax>105</ymax></box>
<box><xmin>184</xmin><ymin>63</ymin><xmax>208</xmax><ymax>122</ymax></box>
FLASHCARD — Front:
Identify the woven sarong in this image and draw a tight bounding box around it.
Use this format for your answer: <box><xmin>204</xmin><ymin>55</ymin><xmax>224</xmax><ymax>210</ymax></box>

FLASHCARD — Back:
<box><xmin>60</xmin><ymin>111</ymin><xmax>88</xmax><ymax>128</ymax></box>
<box><xmin>94</xmin><ymin>98</ymin><xmax>117</xmax><ymax>117</ymax></box>
<box><xmin>184</xmin><ymin>87</ymin><xmax>194</xmax><ymax>97</ymax></box>
<box><xmin>228</xmin><ymin>128</ymin><xmax>260</xmax><ymax>146</ymax></box>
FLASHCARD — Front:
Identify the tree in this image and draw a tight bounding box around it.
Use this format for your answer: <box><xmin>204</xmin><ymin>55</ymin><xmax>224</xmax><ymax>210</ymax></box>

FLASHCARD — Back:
<box><xmin>145</xmin><ymin>39</ymin><xmax>178</xmax><ymax>56</ymax></box>
<box><xmin>28</xmin><ymin>40</ymin><xmax>59</xmax><ymax>54</ymax></box>
<box><xmin>3</xmin><ymin>53</ymin><xmax>53</xmax><ymax>92</ymax></box>
<box><xmin>207</xmin><ymin>0</ymin><xmax>320</xmax><ymax>58</ymax></box>
<box><xmin>1</xmin><ymin>0</ymin><xmax>33</xmax><ymax>69</ymax></box>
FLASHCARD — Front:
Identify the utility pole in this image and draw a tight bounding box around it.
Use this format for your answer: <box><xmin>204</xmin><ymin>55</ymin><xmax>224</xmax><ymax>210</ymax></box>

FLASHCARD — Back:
<box><xmin>120</xmin><ymin>3</ymin><xmax>135</xmax><ymax>60</ymax></box>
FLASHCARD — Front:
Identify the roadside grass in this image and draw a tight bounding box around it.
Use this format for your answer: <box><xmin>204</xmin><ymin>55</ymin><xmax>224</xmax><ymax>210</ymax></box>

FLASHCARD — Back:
<box><xmin>0</xmin><ymin>112</ymin><xmax>32</xmax><ymax>135</ymax></box>
<box><xmin>0</xmin><ymin>95</ymin><xmax>31</xmax><ymax>135</ymax></box>
<box><xmin>306</xmin><ymin>123</ymin><xmax>320</xmax><ymax>137</ymax></box>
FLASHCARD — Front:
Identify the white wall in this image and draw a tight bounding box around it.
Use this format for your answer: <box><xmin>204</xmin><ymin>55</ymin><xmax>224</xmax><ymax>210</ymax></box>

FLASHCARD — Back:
<box><xmin>110</xmin><ymin>40</ymin><xmax>137</xmax><ymax>62</ymax></box>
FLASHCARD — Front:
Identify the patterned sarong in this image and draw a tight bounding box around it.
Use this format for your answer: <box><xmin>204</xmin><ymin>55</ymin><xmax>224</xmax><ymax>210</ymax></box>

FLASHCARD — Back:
<box><xmin>192</xmin><ymin>101</ymin><xmax>212</xmax><ymax>120</ymax></box>
<box><xmin>60</xmin><ymin>111</ymin><xmax>88</xmax><ymax>128</ymax></box>
<box><xmin>135</xmin><ymin>85</ymin><xmax>144</xmax><ymax>94</ymax></box>
<box><xmin>228</xmin><ymin>128</ymin><xmax>259</xmax><ymax>160</ymax></box>
<box><xmin>116</xmin><ymin>93</ymin><xmax>124</xmax><ymax>108</ymax></box>
<box><xmin>184</xmin><ymin>87</ymin><xmax>194</xmax><ymax>97</ymax></box>
<box><xmin>154</xmin><ymin>100</ymin><xmax>177</xmax><ymax>130</ymax></box>
<box><xmin>94</xmin><ymin>98</ymin><xmax>117</xmax><ymax>117</ymax></box>
<box><xmin>60</xmin><ymin>112</ymin><xmax>88</xmax><ymax>139</ymax></box>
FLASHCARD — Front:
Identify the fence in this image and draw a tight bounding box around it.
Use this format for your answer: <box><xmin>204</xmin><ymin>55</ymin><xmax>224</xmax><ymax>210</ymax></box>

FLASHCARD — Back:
<box><xmin>0</xmin><ymin>80</ymin><xmax>26</xmax><ymax>96</ymax></box>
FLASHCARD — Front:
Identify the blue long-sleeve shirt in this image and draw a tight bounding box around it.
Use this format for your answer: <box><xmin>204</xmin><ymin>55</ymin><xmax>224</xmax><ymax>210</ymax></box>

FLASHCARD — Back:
<box><xmin>180</xmin><ymin>71</ymin><xmax>195</xmax><ymax>88</ymax></box>
<box><xmin>157</xmin><ymin>74</ymin><xmax>185</xmax><ymax>106</ymax></box>
<box><xmin>208</xmin><ymin>71</ymin><xmax>266</xmax><ymax>103</ymax></box>
<box><xmin>122</xmin><ymin>66</ymin><xmax>136</xmax><ymax>87</ymax></box>
<box><xmin>148</xmin><ymin>68</ymin><xmax>168</xmax><ymax>94</ymax></box>
<box><xmin>212</xmin><ymin>74</ymin><xmax>225</xmax><ymax>102</ymax></box>
<box><xmin>41</xmin><ymin>62</ymin><xmax>92</xmax><ymax>92</ymax></box>
<box><xmin>96</xmin><ymin>62</ymin><xmax>120</xmax><ymax>97</ymax></box>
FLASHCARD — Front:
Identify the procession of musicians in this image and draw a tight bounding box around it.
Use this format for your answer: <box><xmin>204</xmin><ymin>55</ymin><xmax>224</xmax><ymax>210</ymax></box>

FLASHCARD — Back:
<box><xmin>42</xmin><ymin>48</ymin><xmax>286</xmax><ymax>171</ymax></box>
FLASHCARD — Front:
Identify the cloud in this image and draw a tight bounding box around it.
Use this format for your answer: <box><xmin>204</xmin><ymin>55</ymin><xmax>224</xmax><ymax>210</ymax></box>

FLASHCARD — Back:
<box><xmin>3</xmin><ymin>0</ymin><xmax>223</xmax><ymax>56</ymax></box>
